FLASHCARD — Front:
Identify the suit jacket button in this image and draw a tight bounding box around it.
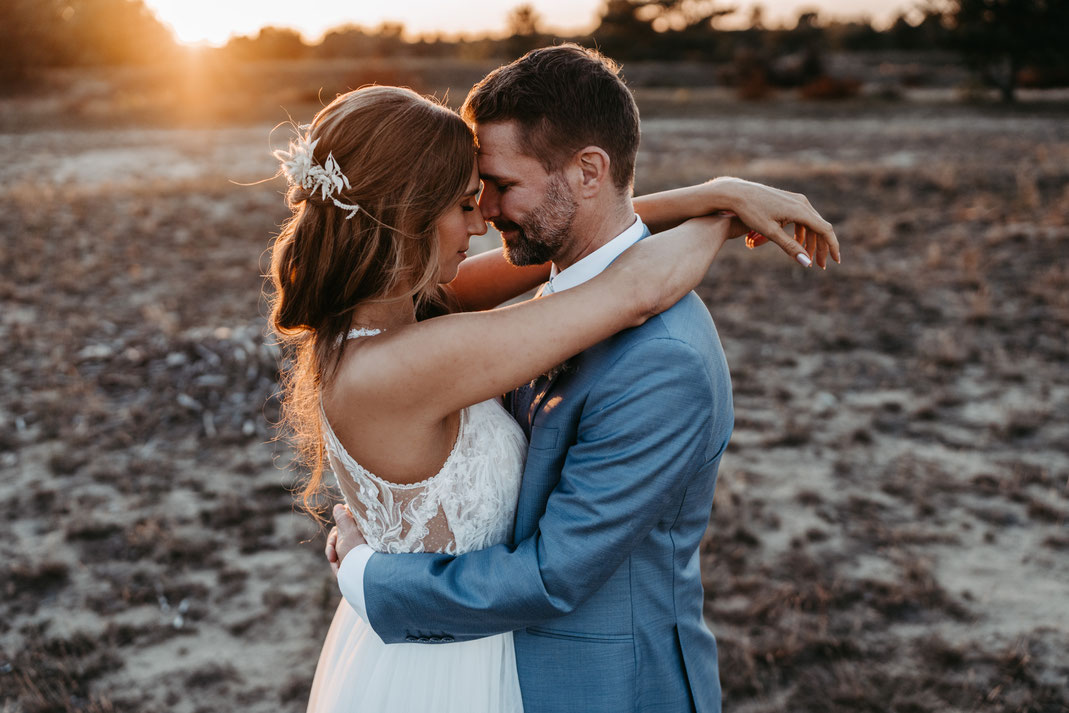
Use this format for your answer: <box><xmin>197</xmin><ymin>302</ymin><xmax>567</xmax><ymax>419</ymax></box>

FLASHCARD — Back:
<box><xmin>405</xmin><ymin>635</ymin><xmax>418</xmax><ymax>642</ymax></box>
<box><xmin>429</xmin><ymin>636</ymin><xmax>442</xmax><ymax>643</ymax></box>
<box><xmin>443</xmin><ymin>636</ymin><xmax>455</xmax><ymax>642</ymax></box>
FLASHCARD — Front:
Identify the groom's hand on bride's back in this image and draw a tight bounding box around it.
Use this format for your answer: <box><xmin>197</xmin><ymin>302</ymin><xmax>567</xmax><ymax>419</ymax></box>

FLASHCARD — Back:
<box><xmin>325</xmin><ymin>504</ymin><xmax>366</xmax><ymax>578</ymax></box>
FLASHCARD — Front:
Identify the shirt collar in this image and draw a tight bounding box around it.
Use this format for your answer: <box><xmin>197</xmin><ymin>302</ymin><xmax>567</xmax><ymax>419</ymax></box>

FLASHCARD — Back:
<box><xmin>548</xmin><ymin>214</ymin><xmax>645</xmax><ymax>294</ymax></box>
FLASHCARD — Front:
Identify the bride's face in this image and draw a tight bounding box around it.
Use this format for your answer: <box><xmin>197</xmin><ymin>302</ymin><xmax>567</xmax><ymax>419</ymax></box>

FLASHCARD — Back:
<box><xmin>435</xmin><ymin>162</ymin><xmax>487</xmax><ymax>283</ymax></box>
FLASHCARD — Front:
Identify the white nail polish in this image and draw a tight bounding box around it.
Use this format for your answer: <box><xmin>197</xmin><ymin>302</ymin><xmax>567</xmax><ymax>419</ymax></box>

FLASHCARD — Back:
<box><xmin>796</xmin><ymin>253</ymin><xmax>812</xmax><ymax>267</ymax></box>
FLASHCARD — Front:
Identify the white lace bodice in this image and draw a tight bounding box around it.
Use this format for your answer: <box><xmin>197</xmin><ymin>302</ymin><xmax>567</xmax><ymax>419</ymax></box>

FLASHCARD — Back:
<box><xmin>322</xmin><ymin>329</ymin><xmax>527</xmax><ymax>555</ymax></box>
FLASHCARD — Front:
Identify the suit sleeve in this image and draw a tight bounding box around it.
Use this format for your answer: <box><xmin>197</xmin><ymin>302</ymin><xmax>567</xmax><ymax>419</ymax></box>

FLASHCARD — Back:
<box><xmin>361</xmin><ymin>335</ymin><xmax>716</xmax><ymax>643</ymax></box>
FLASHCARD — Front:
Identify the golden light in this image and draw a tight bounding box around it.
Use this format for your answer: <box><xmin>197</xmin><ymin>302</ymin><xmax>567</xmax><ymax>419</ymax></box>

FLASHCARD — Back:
<box><xmin>142</xmin><ymin>0</ymin><xmax>602</xmax><ymax>46</ymax></box>
<box><xmin>143</xmin><ymin>0</ymin><xmax>913</xmax><ymax>47</ymax></box>
<box><xmin>144</xmin><ymin>0</ymin><xmax>284</xmax><ymax>45</ymax></box>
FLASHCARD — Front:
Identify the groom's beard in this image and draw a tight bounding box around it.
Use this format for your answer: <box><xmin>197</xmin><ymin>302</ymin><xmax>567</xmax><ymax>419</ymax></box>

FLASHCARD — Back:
<box><xmin>495</xmin><ymin>173</ymin><xmax>577</xmax><ymax>267</ymax></box>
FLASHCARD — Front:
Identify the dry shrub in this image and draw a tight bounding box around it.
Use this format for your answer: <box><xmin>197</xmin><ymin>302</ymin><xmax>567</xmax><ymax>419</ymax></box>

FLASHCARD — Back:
<box><xmin>0</xmin><ymin>630</ymin><xmax>122</xmax><ymax>713</ymax></box>
<box><xmin>3</xmin><ymin>79</ymin><xmax>1068</xmax><ymax>712</ymax></box>
<box><xmin>800</xmin><ymin>76</ymin><xmax>861</xmax><ymax>100</ymax></box>
<box><xmin>736</xmin><ymin>68</ymin><xmax>771</xmax><ymax>100</ymax></box>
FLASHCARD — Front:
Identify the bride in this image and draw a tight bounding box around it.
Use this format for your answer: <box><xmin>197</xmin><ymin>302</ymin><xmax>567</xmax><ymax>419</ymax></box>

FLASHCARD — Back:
<box><xmin>266</xmin><ymin>85</ymin><xmax>834</xmax><ymax>711</ymax></box>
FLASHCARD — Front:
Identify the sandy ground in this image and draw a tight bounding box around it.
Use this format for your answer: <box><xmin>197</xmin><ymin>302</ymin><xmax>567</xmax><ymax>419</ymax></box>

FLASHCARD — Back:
<box><xmin>2</xmin><ymin>93</ymin><xmax>1068</xmax><ymax>712</ymax></box>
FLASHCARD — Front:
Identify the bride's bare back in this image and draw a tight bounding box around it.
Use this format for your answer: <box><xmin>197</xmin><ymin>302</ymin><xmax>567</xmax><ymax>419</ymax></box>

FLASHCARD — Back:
<box><xmin>321</xmin><ymin>329</ymin><xmax>526</xmax><ymax>555</ymax></box>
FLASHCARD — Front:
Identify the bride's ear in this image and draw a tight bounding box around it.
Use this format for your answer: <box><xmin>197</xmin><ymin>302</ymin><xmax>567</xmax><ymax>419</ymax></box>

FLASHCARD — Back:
<box><xmin>573</xmin><ymin>146</ymin><xmax>612</xmax><ymax>198</ymax></box>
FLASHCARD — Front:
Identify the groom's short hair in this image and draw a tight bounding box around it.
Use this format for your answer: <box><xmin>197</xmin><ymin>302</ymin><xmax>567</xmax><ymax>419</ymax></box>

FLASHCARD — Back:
<box><xmin>461</xmin><ymin>44</ymin><xmax>639</xmax><ymax>191</ymax></box>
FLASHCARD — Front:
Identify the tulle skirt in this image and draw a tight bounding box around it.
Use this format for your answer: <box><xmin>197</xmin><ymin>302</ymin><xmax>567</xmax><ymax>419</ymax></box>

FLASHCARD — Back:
<box><xmin>307</xmin><ymin>600</ymin><xmax>524</xmax><ymax>713</ymax></box>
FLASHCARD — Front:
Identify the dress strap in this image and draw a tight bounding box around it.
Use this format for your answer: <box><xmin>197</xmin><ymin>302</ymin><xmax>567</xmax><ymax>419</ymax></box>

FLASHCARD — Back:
<box><xmin>346</xmin><ymin>327</ymin><xmax>382</xmax><ymax>340</ymax></box>
<box><xmin>335</xmin><ymin>327</ymin><xmax>383</xmax><ymax>346</ymax></box>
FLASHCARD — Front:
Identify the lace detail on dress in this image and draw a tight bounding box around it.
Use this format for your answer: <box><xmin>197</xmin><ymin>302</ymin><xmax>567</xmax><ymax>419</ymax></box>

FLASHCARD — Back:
<box><xmin>321</xmin><ymin>329</ymin><xmax>527</xmax><ymax>556</ymax></box>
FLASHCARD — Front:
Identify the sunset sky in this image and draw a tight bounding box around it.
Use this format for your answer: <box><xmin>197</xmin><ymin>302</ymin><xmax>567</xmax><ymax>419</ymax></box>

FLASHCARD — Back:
<box><xmin>142</xmin><ymin>0</ymin><xmax>916</xmax><ymax>46</ymax></box>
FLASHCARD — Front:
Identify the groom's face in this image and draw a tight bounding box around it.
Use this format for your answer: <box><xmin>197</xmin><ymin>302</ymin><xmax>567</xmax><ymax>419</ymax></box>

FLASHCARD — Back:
<box><xmin>475</xmin><ymin>121</ymin><xmax>577</xmax><ymax>266</ymax></box>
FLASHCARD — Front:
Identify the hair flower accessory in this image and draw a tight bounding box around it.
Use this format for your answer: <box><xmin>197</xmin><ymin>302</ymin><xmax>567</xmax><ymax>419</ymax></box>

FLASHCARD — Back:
<box><xmin>274</xmin><ymin>130</ymin><xmax>362</xmax><ymax>219</ymax></box>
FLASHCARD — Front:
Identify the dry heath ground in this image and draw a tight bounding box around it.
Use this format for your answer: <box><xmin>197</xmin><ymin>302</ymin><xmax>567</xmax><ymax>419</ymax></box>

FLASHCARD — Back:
<box><xmin>2</xmin><ymin>87</ymin><xmax>1068</xmax><ymax>711</ymax></box>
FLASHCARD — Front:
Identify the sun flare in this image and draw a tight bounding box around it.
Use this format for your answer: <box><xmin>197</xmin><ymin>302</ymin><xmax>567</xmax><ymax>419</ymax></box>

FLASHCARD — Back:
<box><xmin>143</xmin><ymin>1</ymin><xmax>259</xmax><ymax>45</ymax></box>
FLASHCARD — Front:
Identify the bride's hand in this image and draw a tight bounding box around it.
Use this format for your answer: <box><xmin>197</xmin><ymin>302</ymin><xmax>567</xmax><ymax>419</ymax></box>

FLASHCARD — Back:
<box><xmin>325</xmin><ymin>526</ymin><xmax>341</xmax><ymax>576</ymax></box>
<box><xmin>711</xmin><ymin>210</ymin><xmax>814</xmax><ymax>269</ymax></box>
<box><xmin>712</xmin><ymin>177</ymin><xmax>841</xmax><ymax>269</ymax></box>
<box><xmin>326</xmin><ymin>504</ymin><xmax>366</xmax><ymax>577</ymax></box>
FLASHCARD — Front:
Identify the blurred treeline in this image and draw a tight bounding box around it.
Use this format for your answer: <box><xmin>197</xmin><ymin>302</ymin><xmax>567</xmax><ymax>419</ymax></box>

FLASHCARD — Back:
<box><xmin>2</xmin><ymin>0</ymin><xmax>1068</xmax><ymax>102</ymax></box>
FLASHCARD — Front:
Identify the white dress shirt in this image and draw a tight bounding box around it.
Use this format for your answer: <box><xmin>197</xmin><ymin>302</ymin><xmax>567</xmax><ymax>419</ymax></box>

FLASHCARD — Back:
<box><xmin>338</xmin><ymin>214</ymin><xmax>647</xmax><ymax>619</ymax></box>
<box><xmin>541</xmin><ymin>214</ymin><xmax>645</xmax><ymax>295</ymax></box>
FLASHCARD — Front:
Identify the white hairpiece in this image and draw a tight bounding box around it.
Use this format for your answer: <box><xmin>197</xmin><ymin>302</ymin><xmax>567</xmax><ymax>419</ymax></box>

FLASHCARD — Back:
<box><xmin>273</xmin><ymin>127</ymin><xmax>361</xmax><ymax>219</ymax></box>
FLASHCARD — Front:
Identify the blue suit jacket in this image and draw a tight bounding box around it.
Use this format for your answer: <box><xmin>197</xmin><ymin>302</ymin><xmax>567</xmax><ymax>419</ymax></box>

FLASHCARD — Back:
<box><xmin>365</xmin><ymin>290</ymin><xmax>733</xmax><ymax>713</ymax></box>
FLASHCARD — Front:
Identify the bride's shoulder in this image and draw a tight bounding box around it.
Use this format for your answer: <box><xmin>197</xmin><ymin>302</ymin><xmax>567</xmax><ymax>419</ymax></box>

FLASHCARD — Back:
<box><xmin>328</xmin><ymin>325</ymin><xmax>428</xmax><ymax>412</ymax></box>
<box><xmin>330</xmin><ymin>330</ymin><xmax>392</xmax><ymax>394</ymax></box>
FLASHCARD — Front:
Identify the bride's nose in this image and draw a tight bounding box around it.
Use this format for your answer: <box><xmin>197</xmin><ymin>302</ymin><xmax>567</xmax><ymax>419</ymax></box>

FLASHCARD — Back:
<box><xmin>478</xmin><ymin>186</ymin><xmax>500</xmax><ymax>222</ymax></box>
<box><xmin>468</xmin><ymin>207</ymin><xmax>488</xmax><ymax>237</ymax></box>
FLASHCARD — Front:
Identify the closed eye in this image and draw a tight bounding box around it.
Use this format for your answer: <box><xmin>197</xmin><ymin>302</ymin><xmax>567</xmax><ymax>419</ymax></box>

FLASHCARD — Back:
<box><xmin>460</xmin><ymin>184</ymin><xmax>481</xmax><ymax>211</ymax></box>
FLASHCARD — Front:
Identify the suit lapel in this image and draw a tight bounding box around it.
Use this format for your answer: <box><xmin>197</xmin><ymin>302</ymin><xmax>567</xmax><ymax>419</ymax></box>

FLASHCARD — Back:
<box><xmin>530</xmin><ymin>369</ymin><xmax>564</xmax><ymax>421</ymax></box>
<box><xmin>508</xmin><ymin>381</ymin><xmax>538</xmax><ymax>437</ymax></box>
<box><xmin>512</xmin><ymin>280</ymin><xmax>555</xmax><ymax>428</ymax></box>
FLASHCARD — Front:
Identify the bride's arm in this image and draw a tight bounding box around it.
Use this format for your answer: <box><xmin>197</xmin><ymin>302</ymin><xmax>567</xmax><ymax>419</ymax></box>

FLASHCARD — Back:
<box><xmin>634</xmin><ymin>177</ymin><xmax>841</xmax><ymax>268</ymax></box>
<box><xmin>445</xmin><ymin>177</ymin><xmax>841</xmax><ymax>312</ymax></box>
<box><xmin>337</xmin><ymin>215</ymin><xmax>741</xmax><ymax>423</ymax></box>
<box><xmin>633</xmin><ymin>178</ymin><xmax>750</xmax><ymax>233</ymax></box>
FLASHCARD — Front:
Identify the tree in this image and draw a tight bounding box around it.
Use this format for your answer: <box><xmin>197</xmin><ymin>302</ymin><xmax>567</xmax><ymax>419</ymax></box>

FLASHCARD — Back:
<box><xmin>596</xmin><ymin>0</ymin><xmax>652</xmax><ymax>37</ymax></box>
<box><xmin>506</xmin><ymin>4</ymin><xmax>541</xmax><ymax>36</ymax></box>
<box><xmin>223</xmin><ymin>26</ymin><xmax>307</xmax><ymax>61</ymax></box>
<box><xmin>0</xmin><ymin>0</ymin><xmax>178</xmax><ymax>86</ymax></box>
<box><xmin>591</xmin><ymin>1</ymin><xmax>657</xmax><ymax>59</ymax></box>
<box><xmin>505</xmin><ymin>4</ymin><xmax>544</xmax><ymax>57</ymax></box>
<box><xmin>317</xmin><ymin>26</ymin><xmax>377</xmax><ymax>59</ymax></box>
<box><xmin>592</xmin><ymin>0</ymin><xmax>734</xmax><ymax>60</ymax></box>
<box><xmin>949</xmin><ymin>0</ymin><xmax>1069</xmax><ymax>102</ymax></box>
<box><xmin>62</xmin><ymin>0</ymin><xmax>178</xmax><ymax>65</ymax></box>
<box><xmin>0</xmin><ymin>0</ymin><xmax>63</xmax><ymax>86</ymax></box>
<box><xmin>372</xmin><ymin>22</ymin><xmax>406</xmax><ymax>57</ymax></box>
<box><xmin>633</xmin><ymin>0</ymin><xmax>736</xmax><ymax>31</ymax></box>
<box><xmin>748</xmin><ymin>4</ymin><xmax>765</xmax><ymax>29</ymax></box>
<box><xmin>253</xmin><ymin>27</ymin><xmax>308</xmax><ymax>60</ymax></box>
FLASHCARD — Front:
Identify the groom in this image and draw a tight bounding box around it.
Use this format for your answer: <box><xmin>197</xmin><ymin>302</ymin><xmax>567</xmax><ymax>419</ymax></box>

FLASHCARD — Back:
<box><xmin>329</xmin><ymin>45</ymin><xmax>830</xmax><ymax>712</ymax></box>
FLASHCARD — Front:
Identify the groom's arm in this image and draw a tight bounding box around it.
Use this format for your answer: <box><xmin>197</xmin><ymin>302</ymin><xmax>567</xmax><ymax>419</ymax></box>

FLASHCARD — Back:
<box><xmin>446</xmin><ymin>248</ymin><xmax>551</xmax><ymax>312</ymax></box>
<box><xmin>339</xmin><ymin>332</ymin><xmax>724</xmax><ymax>643</ymax></box>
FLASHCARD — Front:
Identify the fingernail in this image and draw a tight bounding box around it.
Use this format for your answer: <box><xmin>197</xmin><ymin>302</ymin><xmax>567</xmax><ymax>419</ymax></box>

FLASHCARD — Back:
<box><xmin>796</xmin><ymin>253</ymin><xmax>812</xmax><ymax>267</ymax></box>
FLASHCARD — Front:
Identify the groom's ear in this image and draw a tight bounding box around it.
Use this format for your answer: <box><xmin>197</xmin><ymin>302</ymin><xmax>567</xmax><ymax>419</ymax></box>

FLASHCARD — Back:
<box><xmin>572</xmin><ymin>146</ymin><xmax>612</xmax><ymax>199</ymax></box>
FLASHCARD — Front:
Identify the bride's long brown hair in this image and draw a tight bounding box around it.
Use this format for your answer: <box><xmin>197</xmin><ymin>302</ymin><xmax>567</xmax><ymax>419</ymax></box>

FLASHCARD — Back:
<box><xmin>267</xmin><ymin>86</ymin><xmax>476</xmax><ymax>521</ymax></box>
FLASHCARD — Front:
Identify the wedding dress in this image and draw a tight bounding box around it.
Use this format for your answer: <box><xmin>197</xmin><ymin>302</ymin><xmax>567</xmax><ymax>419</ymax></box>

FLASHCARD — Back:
<box><xmin>306</xmin><ymin>329</ymin><xmax>527</xmax><ymax>713</ymax></box>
